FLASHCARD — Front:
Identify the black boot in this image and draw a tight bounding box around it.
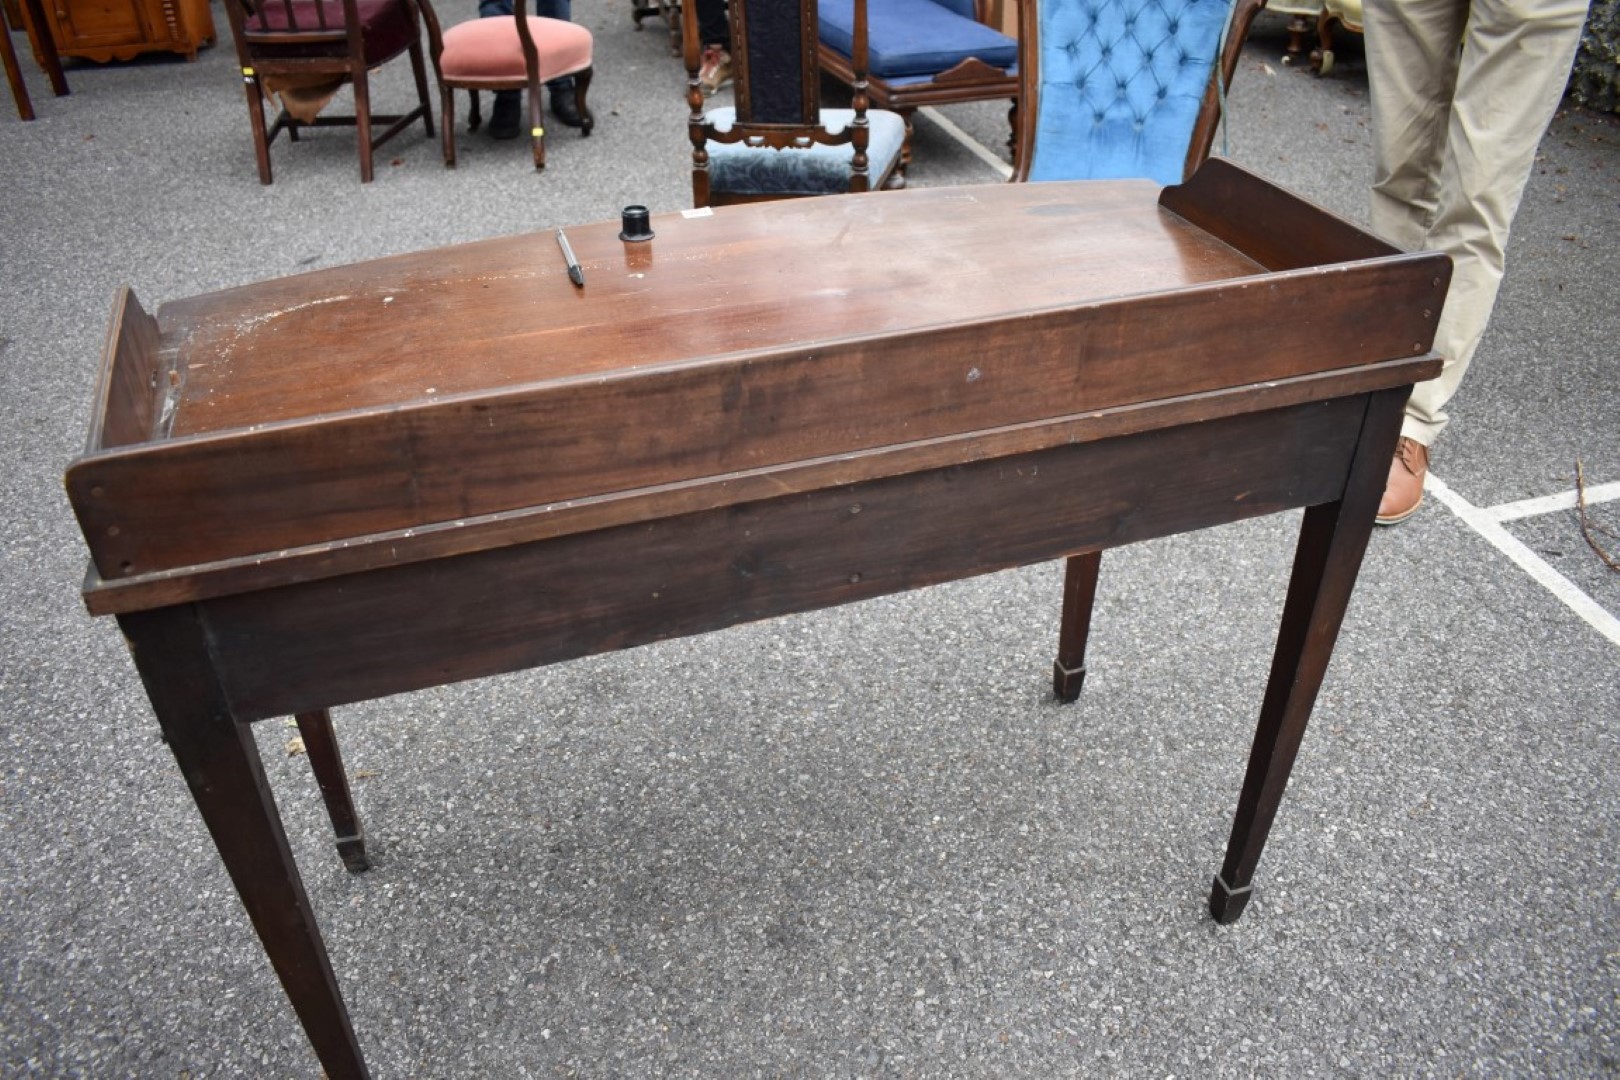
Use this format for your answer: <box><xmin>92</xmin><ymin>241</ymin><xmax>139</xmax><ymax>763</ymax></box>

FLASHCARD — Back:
<box><xmin>549</xmin><ymin>84</ymin><xmax>583</xmax><ymax>129</ymax></box>
<box><xmin>489</xmin><ymin>91</ymin><xmax>521</xmax><ymax>139</ymax></box>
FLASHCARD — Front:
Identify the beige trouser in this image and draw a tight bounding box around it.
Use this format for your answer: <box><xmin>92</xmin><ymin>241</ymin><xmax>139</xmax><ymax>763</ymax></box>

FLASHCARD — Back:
<box><xmin>1364</xmin><ymin>0</ymin><xmax>1589</xmax><ymax>446</ymax></box>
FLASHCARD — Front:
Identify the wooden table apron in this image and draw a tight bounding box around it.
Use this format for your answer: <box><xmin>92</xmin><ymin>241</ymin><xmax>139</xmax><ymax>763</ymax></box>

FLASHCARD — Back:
<box><xmin>70</xmin><ymin>162</ymin><xmax>1448</xmax><ymax>1080</ymax></box>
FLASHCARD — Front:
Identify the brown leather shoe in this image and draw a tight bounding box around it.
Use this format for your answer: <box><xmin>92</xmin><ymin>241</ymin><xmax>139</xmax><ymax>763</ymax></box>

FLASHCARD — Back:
<box><xmin>1376</xmin><ymin>437</ymin><xmax>1429</xmax><ymax>526</ymax></box>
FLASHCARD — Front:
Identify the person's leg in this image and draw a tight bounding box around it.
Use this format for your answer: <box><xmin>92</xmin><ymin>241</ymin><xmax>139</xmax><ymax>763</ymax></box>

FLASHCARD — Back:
<box><xmin>1367</xmin><ymin>0</ymin><xmax>1586</xmax><ymax>523</ymax></box>
<box><xmin>1403</xmin><ymin>0</ymin><xmax>1589</xmax><ymax>444</ymax></box>
<box><xmin>1364</xmin><ymin>0</ymin><xmax>1465</xmax><ymax>522</ymax></box>
<box><xmin>480</xmin><ymin>0</ymin><xmax>523</xmax><ymax>139</ymax></box>
<box><xmin>697</xmin><ymin>0</ymin><xmax>730</xmax><ymax>47</ymax></box>
<box><xmin>1365</xmin><ymin>0</ymin><xmax>1466</xmax><ymax>252</ymax></box>
<box><xmin>531</xmin><ymin>0</ymin><xmax>583</xmax><ymax>125</ymax></box>
<box><xmin>696</xmin><ymin>0</ymin><xmax>733</xmax><ymax>95</ymax></box>
<box><xmin>532</xmin><ymin>0</ymin><xmax>575</xmax><ymax>92</ymax></box>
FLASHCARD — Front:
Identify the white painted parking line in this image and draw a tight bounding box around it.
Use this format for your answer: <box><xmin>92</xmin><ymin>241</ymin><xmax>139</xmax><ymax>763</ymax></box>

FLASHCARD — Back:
<box><xmin>1485</xmin><ymin>480</ymin><xmax>1620</xmax><ymax>523</ymax></box>
<box><xmin>1425</xmin><ymin>473</ymin><xmax>1620</xmax><ymax>648</ymax></box>
<box><xmin>919</xmin><ymin>106</ymin><xmax>1014</xmax><ymax>179</ymax></box>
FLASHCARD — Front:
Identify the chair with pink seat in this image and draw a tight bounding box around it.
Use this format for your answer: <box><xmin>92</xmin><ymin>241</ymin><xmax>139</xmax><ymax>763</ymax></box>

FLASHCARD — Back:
<box><xmin>420</xmin><ymin>0</ymin><xmax>594</xmax><ymax>169</ymax></box>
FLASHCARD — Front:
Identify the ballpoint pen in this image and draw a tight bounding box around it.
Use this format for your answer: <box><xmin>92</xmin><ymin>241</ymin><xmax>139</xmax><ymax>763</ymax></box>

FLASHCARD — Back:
<box><xmin>556</xmin><ymin>227</ymin><xmax>585</xmax><ymax>288</ymax></box>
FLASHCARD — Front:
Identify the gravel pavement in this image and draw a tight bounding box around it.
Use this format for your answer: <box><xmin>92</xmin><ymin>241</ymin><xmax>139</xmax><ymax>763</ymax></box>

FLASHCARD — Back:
<box><xmin>2</xmin><ymin>7</ymin><xmax>1617</xmax><ymax>1076</ymax></box>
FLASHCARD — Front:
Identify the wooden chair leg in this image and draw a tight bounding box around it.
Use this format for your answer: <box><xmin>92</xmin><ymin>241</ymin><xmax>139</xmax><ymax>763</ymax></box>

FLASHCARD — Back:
<box><xmin>295</xmin><ymin>710</ymin><xmax>370</xmax><ymax>873</ymax></box>
<box><xmin>409</xmin><ymin>38</ymin><xmax>434</xmax><ymax>138</ymax></box>
<box><xmin>243</xmin><ymin>72</ymin><xmax>274</xmax><ymax>185</ymax></box>
<box><xmin>574</xmin><ymin>65</ymin><xmax>593</xmax><ymax>136</ymax></box>
<box><xmin>1053</xmin><ymin>550</ymin><xmax>1102</xmax><ymax>702</ymax></box>
<box><xmin>527</xmin><ymin>80</ymin><xmax>544</xmax><ymax>169</ymax></box>
<box><xmin>2</xmin><ymin>6</ymin><xmax>34</xmax><ymax>121</ymax></box>
<box><xmin>19</xmin><ymin>0</ymin><xmax>67</xmax><ymax>96</ymax></box>
<box><xmin>440</xmin><ymin>84</ymin><xmax>456</xmax><ymax>166</ymax></box>
<box><xmin>353</xmin><ymin>67</ymin><xmax>374</xmax><ymax>182</ymax></box>
<box><xmin>632</xmin><ymin>0</ymin><xmax>680</xmax><ymax>53</ymax></box>
<box><xmin>467</xmin><ymin>87</ymin><xmax>481</xmax><ymax>131</ymax></box>
<box><xmin>1283</xmin><ymin>13</ymin><xmax>1310</xmax><ymax>59</ymax></box>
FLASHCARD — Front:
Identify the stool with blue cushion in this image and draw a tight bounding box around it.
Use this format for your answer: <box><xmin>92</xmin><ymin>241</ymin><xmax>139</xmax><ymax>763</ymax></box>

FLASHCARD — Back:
<box><xmin>819</xmin><ymin>0</ymin><xmax>1021</xmax><ymax>167</ymax></box>
<box><xmin>1010</xmin><ymin>0</ymin><xmax>1266</xmax><ymax>700</ymax></box>
<box><xmin>684</xmin><ymin>0</ymin><xmax>906</xmax><ymax>206</ymax></box>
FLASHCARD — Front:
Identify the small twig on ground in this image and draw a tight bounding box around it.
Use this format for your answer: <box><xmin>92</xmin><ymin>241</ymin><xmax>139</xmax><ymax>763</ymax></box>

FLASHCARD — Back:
<box><xmin>1575</xmin><ymin>460</ymin><xmax>1620</xmax><ymax>572</ymax></box>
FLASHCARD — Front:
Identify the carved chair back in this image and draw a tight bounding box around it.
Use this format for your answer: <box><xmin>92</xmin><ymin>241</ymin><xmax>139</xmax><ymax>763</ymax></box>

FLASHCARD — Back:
<box><xmin>685</xmin><ymin>0</ymin><xmax>898</xmax><ymax>206</ymax></box>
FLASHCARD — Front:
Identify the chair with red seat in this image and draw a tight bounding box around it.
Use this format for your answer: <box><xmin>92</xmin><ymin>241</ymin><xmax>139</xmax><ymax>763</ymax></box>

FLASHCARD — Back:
<box><xmin>223</xmin><ymin>0</ymin><xmax>436</xmax><ymax>184</ymax></box>
<box><xmin>420</xmin><ymin>0</ymin><xmax>594</xmax><ymax>170</ymax></box>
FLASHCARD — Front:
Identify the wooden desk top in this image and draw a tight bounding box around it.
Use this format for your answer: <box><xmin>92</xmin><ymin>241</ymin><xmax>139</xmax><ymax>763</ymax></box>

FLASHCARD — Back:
<box><xmin>161</xmin><ymin>179</ymin><xmax>1255</xmax><ymax>437</ymax></box>
<box><xmin>69</xmin><ymin>162</ymin><xmax>1448</xmax><ymax>614</ymax></box>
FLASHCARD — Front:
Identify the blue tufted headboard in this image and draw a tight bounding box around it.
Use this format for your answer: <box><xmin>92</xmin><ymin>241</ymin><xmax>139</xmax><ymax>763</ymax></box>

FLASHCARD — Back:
<box><xmin>1015</xmin><ymin>0</ymin><xmax>1265</xmax><ymax>185</ymax></box>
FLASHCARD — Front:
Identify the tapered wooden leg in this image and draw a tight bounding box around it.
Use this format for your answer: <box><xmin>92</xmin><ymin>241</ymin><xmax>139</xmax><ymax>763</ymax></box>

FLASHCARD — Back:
<box><xmin>242</xmin><ymin>72</ymin><xmax>274</xmax><ymax>185</ymax></box>
<box><xmin>1210</xmin><ymin>387</ymin><xmax>1408</xmax><ymax>923</ymax></box>
<box><xmin>527</xmin><ymin>82</ymin><xmax>544</xmax><ymax>169</ymax></box>
<box><xmin>1053</xmin><ymin>550</ymin><xmax>1102</xmax><ymax>702</ymax></box>
<box><xmin>354</xmin><ymin>69</ymin><xmax>374</xmax><ymax>183</ymax></box>
<box><xmin>574</xmin><ymin>65</ymin><xmax>593</xmax><ymax>136</ymax></box>
<box><xmin>2</xmin><ymin>7</ymin><xmax>33</xmax><ymax>121</ymax></box>
<box><xmin>19</xmin><ymin>0</ymin><xmax>68</xmax><ymax>96</ymax></box>
<box><xmin>295</xmin><ymin>710</ymin><xmax>370</xmax><ymax>873</ymax></box>
<box><xmin>1284</xmin><ymin>13</ymin><xmax>1310</xmax><ymax>58</ymax></box>
<box><xmin>409</xmin><ymin>38</ymin><xmax>433</xmax><ymax>138</ymax></box>
<box><xmin>440</xmin><ymin>85</ymin><xmax>456</xmax><ymax>166</ymax></box>
<box><xmin>119</xmin><ymin>606</ymin><xmax>370</xmax><ymax>1080</ymax></box>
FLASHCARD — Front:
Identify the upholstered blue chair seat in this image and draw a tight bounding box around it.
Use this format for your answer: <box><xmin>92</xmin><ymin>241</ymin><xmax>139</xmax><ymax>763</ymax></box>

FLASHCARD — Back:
<box><xmin>871</xmin><ymin>66</ymin><xmax>1019</xmax><ymax>89</ymax></box>
<box><xmin>819</xmin><ymin>0</ymin><xmax>1017</xmax><ymax>78</ymax></box>
<box><xmin>1026</xmin><ymin>0</ymin><xmax>1236</xmax><ymax>185</ymax></box>
<box><xmin>703</xmin><ymin>107</ymin><xmax>908</xmax><ymax>197</ymax></box>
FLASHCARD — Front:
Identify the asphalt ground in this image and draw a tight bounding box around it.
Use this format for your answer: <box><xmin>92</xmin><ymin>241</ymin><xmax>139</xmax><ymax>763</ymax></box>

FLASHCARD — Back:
<box><xmin>2</xmin><ymin>5</ymin><xmax>1617</xmax><ymax>1076</ymax></box>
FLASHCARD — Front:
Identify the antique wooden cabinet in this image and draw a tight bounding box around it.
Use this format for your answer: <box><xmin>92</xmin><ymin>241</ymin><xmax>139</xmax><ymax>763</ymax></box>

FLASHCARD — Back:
<box><xmin>27</xmin><ymin>0</ymin><xmax>214</xmax><ymax>62</ymax></box>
